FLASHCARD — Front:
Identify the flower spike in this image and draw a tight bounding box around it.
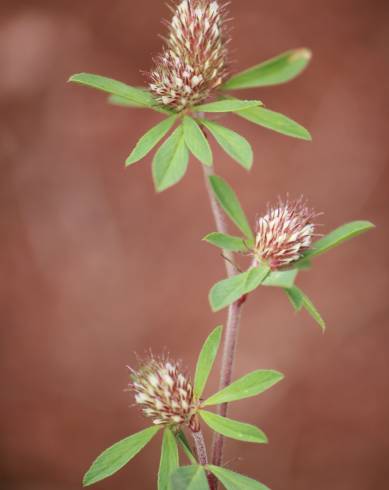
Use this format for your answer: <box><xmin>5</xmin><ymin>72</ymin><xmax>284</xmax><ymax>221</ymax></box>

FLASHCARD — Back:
<box><xmin>149</xmin><ymin>0</ymin><xmax>230</xmax><ymax>112</ymax></box>
<box><xmin>254</xmin><ymin>196</ymin><xmax>318</xmax><ymax>269</ymax></box>
<box><xmin>130</xmin><ymin>358</ymin><xmax>197</xmax><ymax>427</ymax></box>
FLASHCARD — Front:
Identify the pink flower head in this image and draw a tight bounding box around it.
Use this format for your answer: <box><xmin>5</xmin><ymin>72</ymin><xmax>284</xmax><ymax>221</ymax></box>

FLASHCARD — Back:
<box><xmin>149</xmin><ymin>0</ymin><xmax>229</xmax><ymax>112</ymax></box>
<box><xmin>254</xmin><ymin>197</ymin><xmax>317</xmax><ymax>269</ymax></box>
<box><xmin>129</xmin><ymin>358</ymin><xmax>196</xmax><ymax>426</ymax></box>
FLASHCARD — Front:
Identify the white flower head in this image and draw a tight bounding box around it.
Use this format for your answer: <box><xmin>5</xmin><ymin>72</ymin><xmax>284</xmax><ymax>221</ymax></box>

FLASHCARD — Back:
<box><xmin>129</xmin><ymin>357</ymin><xmax>196</xmax><ymax>426</ymax></box>
<box><xmin>254</xmin><ymin>197</ymin><xmax>318</xmax><ymax>269</ymax></box>
<box><xmin>148</xmin><ymin>0</ymin><xmax>229</xmax><ymax>112</ymax></box>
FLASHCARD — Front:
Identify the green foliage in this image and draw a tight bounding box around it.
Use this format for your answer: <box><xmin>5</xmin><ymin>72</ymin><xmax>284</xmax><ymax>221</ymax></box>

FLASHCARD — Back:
<box><xmin>201</xmin><ymin>120</ymin><xmax>253</xmax><ymax>170</ymax></box>
<box><xmin>209</xmin><ymin>266</ymin><xmax>270</xmax><ymax>312</ymax></box>
<box><xmin>175</xmin><ymin>431</ymin><xmax>197</xmax><ymax>464</ymax></box>
<box><xmin>209</xmin><ymin>175</ymin><xmax>254</xmax><ymax>240</ymax></box>
<box><xmin>263</xmin><ymin>269</ymin><xmax>298</xmax><ymax>288</ymax></box>
<box><xmin>199</xmin><ymin>410</ymin><xmax>267</xmax><ymax>444</ymax></box>
<box><xmin>195</xmin><ymin>100</ymin><xmax>262</xmax><ymax>113</ymax></box>
<box><xmin>194</xmin><ymin>325</ymin><xmax>223</xmax><ymax>398</ymax></box>
<box><xmin>207</xmin><ymin>465</ymin><xmax>270</xmax><ymax>490</ymax></box>
<box><xmin>69</xmin><ymin>73</ymin><xmax>156</xmax><ymax>108</ymax></box>
<box><xmin>285</xmin><ymin>286</ymin><xmax>326</xmax><ymax>331</ymax></box>
<box><xmin>203</xmin><ymin>232</ymin><xmax>247</xmax><ymax>252</ymax></box>
<box><xmin>300</xmin><ymin>221</ymin><xmax>375</xmax><ymax>260</ymax></box>
<box><xmin>203</xmin><ymin>369</ymin><xmax>284</xmax><ymax>406</ymax></box>
<box><xmin>158</xmin><ymin>429</ymin><xmax>179</xmax><ymax>490</ymax></box>
<box><xmin>108</xmin><ymin>94</ymin><xmax>146</xmax><ymax>108</ymax></box>
<box><xmin>126</xmin><ymin>116</ymin><xmax>177</xmax><ymax>166</ymax></box>
<box><xmin>152</xmin><ymin>126</ymin><xmax>189</xmax><ymax>192</ymax></box>
<box><xmin>170</xmin><ymin>465</ymin><xmax>209</xmax><ymax>490</ymax></box>
<box><xmin>284</xmin><ymin>286</ymin><xmax>304</xmax><ymax>311</ymax></box>
<box><xmin>82</xmin><ymin>426</ymin><xmax>160</xmax><ymax>486</ymax></box>
<box><xmin>236</xmin><ymin>106</ymin><xmax>311</xmax><ymax>140</ymax></box>
<box><xmin>223</xmin><ymin>48</ymin><xmax>311</xmax><ymax>90</ymax></box>
<box><xmin>183</xmin><ymin>116</ymin><xmax>213</xmax><ymax>166</ymax></box>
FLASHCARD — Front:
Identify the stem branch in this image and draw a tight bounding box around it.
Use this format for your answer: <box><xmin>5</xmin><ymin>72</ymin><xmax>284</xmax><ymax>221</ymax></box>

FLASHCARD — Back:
<box><xmin>201</xmin><ymin>163</ymin><xmax>247</xmax><ymax>488</ymax></box>
<box><xmin>191</xmin><ymin>428</ymin><xmax>213</xmax><ymax>489</ymax></box>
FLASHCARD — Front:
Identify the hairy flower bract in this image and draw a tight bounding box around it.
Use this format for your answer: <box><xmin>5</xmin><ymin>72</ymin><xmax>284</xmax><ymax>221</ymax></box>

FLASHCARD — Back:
<box><xmin>149</xmin><ymin>0</ymin><xmax>229</xmax><ymax>112</ymax></box>
<box><xmin>129</xmin><ymin>358</ymin><xmax>196</xmax><ymax>426</ymax></box>
<box><xmin>254</xmin><ymin>197</ymin><xmax>317</xmax><ymax>269</ymax></box>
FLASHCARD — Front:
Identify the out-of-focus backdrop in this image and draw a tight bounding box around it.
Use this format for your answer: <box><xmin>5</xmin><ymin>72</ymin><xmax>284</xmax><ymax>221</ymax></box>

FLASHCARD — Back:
<box><xmin>1</xmin><ymin>0</ymin><xmax>388</xmax><ymax>489</ymax></box>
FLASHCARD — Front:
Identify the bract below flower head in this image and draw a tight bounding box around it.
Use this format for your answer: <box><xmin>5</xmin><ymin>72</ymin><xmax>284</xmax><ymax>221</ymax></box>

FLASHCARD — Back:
<box><xmin>254</xmin><ymin>197</ymin><xmax>317</xmax><ymax>269</ymax></box>
<box><xmin>129</xmin><ymin>357</ymin><xmax>196</xmax><ymax>426</ymax></box>
<box><xmin>149</xmin><ymin>0</ymin><xmax>229</xmax><ymax>112</ymax></box>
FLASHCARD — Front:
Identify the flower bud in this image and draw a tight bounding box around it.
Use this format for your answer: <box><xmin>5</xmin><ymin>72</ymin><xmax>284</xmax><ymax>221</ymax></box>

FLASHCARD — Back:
<box><xmin>254</xmin><ymin>197</ymin><xmax>317</xmax><ymax>269</ymax></box>
<box><xmin>149</xmin><ymin>0</ymin><xmax>229</xmax><ymax>112</ymax></box>
<box><xmin>129</xmin><ymin>358</ymin><xmax>196</xmax><ymax>426</ymax></box>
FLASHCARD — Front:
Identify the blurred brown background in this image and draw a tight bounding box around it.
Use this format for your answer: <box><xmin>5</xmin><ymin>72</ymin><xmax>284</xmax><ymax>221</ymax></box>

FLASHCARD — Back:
<box><xmin>1</xmin><ymin>0</ymin><xmax>388</xmax><ymax>489</ymax></box>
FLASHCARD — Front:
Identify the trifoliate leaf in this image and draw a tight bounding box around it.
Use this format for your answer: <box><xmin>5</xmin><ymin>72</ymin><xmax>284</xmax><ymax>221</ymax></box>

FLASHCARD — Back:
<box><xmin>201</xmin><ymin>120</ymin><xmax>253</xmax><ymax>170</ymax></box>
<box><xmin>203</xmin><ymin>369</ymin><xmax>284</xmax><ymax>406</ymax></box>
<box><xmin>175</xmin><ymin>431</ymin><xmax>197</xmax><ymax>465</ymax></box>
<box><xmin>194</xmin><ymin>100</ymin><xmax>262</xmax><ymax>113</ymax></box>
<box><xmin>209</xmin><ymin>266</ymin><xmax>270</xmax><ymax>312</ymax></box>
<box><xmin>203</xmin><ymin>232</ymin><xmax>248</xmax><ymax>252</ymax></box>
<box><xmin>262</xmin><ymin>269</ymin><xmax>298</xmax><ymax>288</ymax></box>
<box><xmin>208</xmin><ymin>175</ymin><xmax>254</xmax><ymax>240</ymax></box>
<box><xmin>126</xmin><ymin>115</ymin><xmax>177</xmax><ymax>166</ymax></box>
<box><xmin>285</xmin><ymin>286</ymin><xmax>326</xmax><ymax>331</ymax></box>
<box><xmin>222</xmin><ymin>48</ymin><xmax>312</xmax><ymax>90</ymax></box>
<box><xmin>300</xmin><ymin>221</ymin><xmax>375</xmax><ymax>261</ymax></box>
<box><xmin>69</xmin><ymin>73</ymin><xmax>156</xmax><ymax>108</ymax></box>
<box><xmin>152</xmin><ymin>126</ymin><xmax>189</xmax><ymax>192</ymax></box>
<box><xmin>170</xmin><ymin>465</ymin><xmax>209</xmax><ymax>490</ymax></box>
<box><xmin>199</xmin><ymin>410</ymin><xmax>268</xmax><ymax>444</ymax></box>
<box><xmin>207</xmin><ymin>465</ymin><xmax>270</xmax><ymax>490</ymax></box>
<box><xmin>158</xmin><ymin>429</ymin><xmax>179</xmax><ymax>490</ymax></box>
<box><xmin>183</xmin><ymin>116</ymin><xmax>213</xmax><ymax>166</ymax></box>
<box><xmin>236</xmin><ymin>106</ymin><xmax>311</xmax><ymax>141</ymax></box>
<box><xmin>83</xmin><ymin>426</ymin><xmax>161</xmax><ymax>486</ymax></box>
<box><xmin>194</xmin><ymin>325</ymin><xmax>223</xmax><ymax>399</ymax></box>
<box><xmin>108</xmin><ymin>94</ymin><xmax>146</xmax><ymax>108</ymax></box>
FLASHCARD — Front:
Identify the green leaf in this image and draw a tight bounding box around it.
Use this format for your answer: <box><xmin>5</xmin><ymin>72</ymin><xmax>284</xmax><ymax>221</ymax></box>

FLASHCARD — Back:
<box><xmin>203</xmin><ymin>369</ymin><xmax>284</xmax><ymax>406</ymax></box>
<box><xmin>126</xmin><ymin>115</ymin><xmax>177</xmax><ymax>166</ymax></box>
<box><xmin>82</xmin><ymin>426</ymin><xmax>160</xmax><ymax>486</ymax></box>
<box><xmin>208</xmin><ymin>175</ymin><xmax>253</xmax><ymax>240</ymax></box>
<box><xmin>152</xmin><ymin>126</ymin><xmax>189</xmax><ymax>192</ymax></box>
<box><xmin>284</xmin><ymin>286</ymin><xmax>304</xmax><ymax>311</ymax></box>
<box><xmin>195</xmin><ymin>100</ymin><xmax>261</xmax><ymax>113</ymax></box>
<box><xmin>262</xmin><ymin>269</ymin><xmax>298</xmax><ymax>288</ymax></box>
<box><xmin>175</xmin><ymin>431</ymin><xmax>197</xmax><ymax>465</ymax></box>
<box><xmin>285</xmin><ymin>286</ymin><xmax>326</xmax><ymax>331</ymax></box>
<box><xmin>301</xmin><ymin>221</ymin><xmax>375</xmax><ymax>260</ymax></box>
<box><xmin>194</xmin><ymin>325</ymin><xmax>223</xmax><ymax>399</ymax></box>
<box><xmin>203</xmin><ymin>232</ymin><xmax>248</xmax><ymax>252</ymax></box>
<box><xmin>199</xmin><ymin>410</ymin><xmax>267</xmax><ymax>444</ymax></box>
<box><xmin>183</xmin><ymin>117</ymin><xmax>213</xmax><ymax>166</ymax></box>
<box><xmin>209</xmin><ymin>266</ymin><xmax>270</xmax><ymax>312</ymax></box>
<box><xmin>69</xmin><ymin>73</ymin><xmax>156</xmax><ymax>108</ymax></box>
<box><xmin>108</xmin><ymin>94</ymin><xmax>171</xmax><ymax>114</ymax></box>
<box><xmin>201</xmin><ymin>120</ymin><xmax>253</xmax><ymax>170</ymax></box>
<box><xmin>236</xmin><ymin>106</ymin><xmax>311</xmax><ymax>141</ymax></box>
<box><xmin>108</xmin><ymin>94</ymin><xmax>145</xmax><ymax>108</ymax></box>
<box><xmin>207</xmin><ymin>465</ymin><xmax>270</xmax><ymax>490</ymax></box>
<box><xmin>170</xmin><ymin>465</ymin><xmax>209</xmax><ymax>490</ymax></box>
<box><xmin>222</xmin><ymin>48</ymin><xmax>312</xmax><ymax>90</ymax></box>
<box><xmin>158</xmin><ymin>429</ymin><xmax>179</xmax><ymax>490</ymax></box>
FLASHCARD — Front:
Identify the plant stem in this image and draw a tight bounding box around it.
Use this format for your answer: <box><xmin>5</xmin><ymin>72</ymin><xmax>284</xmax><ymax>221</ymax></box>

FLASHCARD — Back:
<box><xmin>191</xmin><ymin>429</ymin><xmax>209</xmax><ymax>465</ymax></box>
<box><xmin>202</xmin><ymin>163</ymin><xmax>247</xmax><ymax>488</ymax></box>
<box><xmin>191</xmin><ymin>428</ymin><xmax>213</xmax><ymax>488</ymax></box>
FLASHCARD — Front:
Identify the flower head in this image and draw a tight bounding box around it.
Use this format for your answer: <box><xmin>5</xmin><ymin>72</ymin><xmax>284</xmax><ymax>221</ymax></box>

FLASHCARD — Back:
<box><xmin>129</xmin><ymin>357</ymin><xmax>196</xmax><ymax>426</ymax></box>
<box><xmin>149</xmin><ymin>0</ymin><xmax>229</xmax><ymax>112</ymax></box>
<box><xmin>254</xmin><ymin>197</ymin><xmax>317</xmax><ymax>269</ymax></box>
